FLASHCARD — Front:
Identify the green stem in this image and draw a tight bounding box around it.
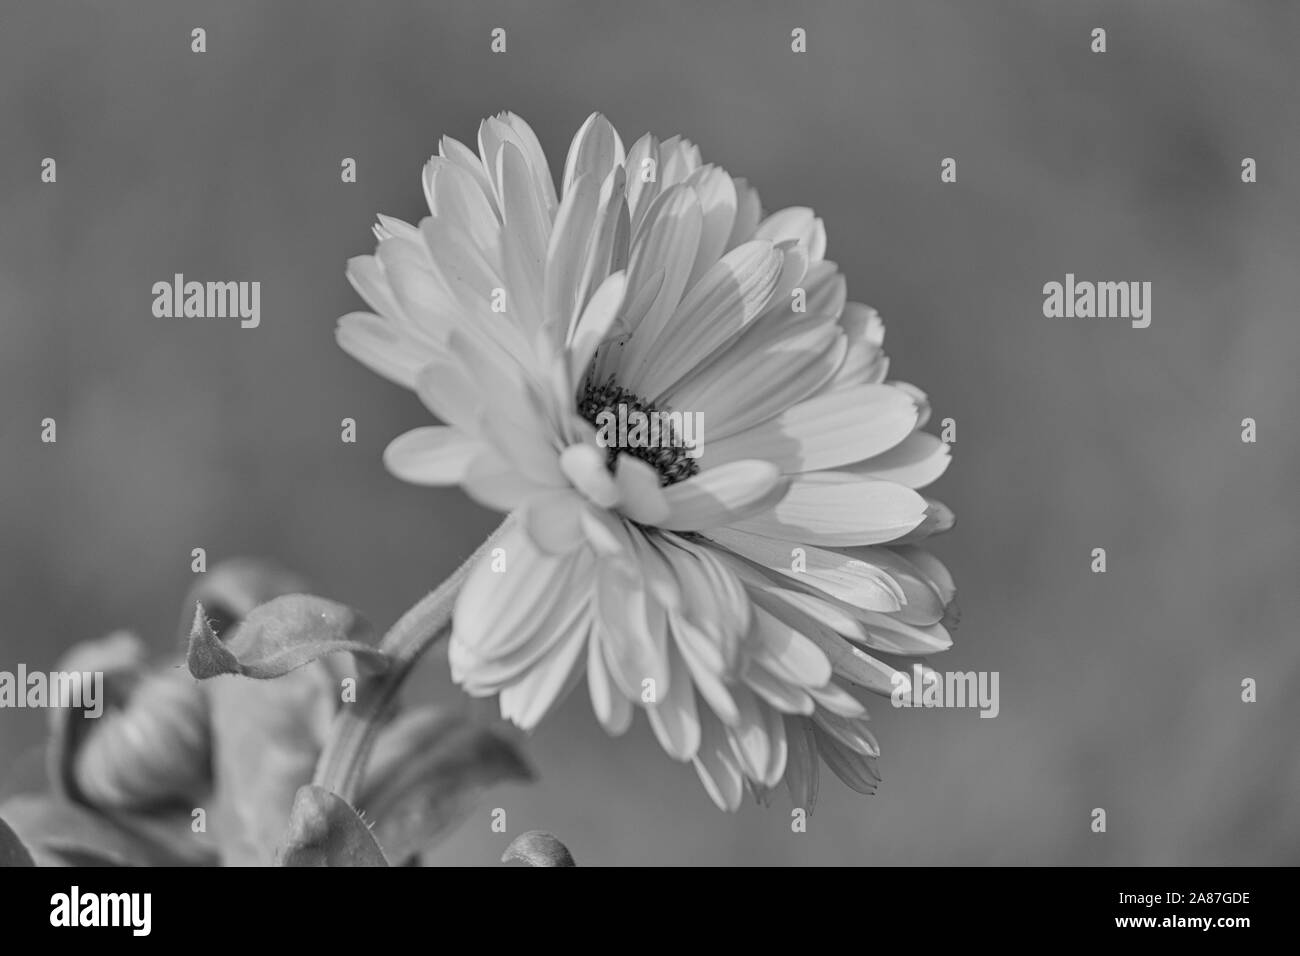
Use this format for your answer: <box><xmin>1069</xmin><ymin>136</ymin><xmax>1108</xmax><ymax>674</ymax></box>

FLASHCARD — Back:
<box><xmin>313</xmin><ymin>517</ymin><xmax>511</xmax><ymax>803</ymax></box>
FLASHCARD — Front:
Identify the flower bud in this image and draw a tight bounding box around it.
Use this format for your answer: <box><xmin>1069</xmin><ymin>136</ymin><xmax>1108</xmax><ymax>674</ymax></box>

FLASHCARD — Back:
<box><xmin>72</xmin><ymin>667</ymin><xmax>211</xmax><ymax>810</ymax></box>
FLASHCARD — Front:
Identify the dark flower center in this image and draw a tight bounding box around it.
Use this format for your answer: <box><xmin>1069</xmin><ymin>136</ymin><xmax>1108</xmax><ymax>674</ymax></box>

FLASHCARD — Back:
<box><xmin>578</xmin><ymin>377</ymin><xmax>701</xmax><ymax>487</ymax></box>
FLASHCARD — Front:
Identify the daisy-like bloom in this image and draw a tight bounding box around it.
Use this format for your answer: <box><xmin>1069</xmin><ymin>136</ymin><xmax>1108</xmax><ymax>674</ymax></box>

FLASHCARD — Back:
<box><xmin>337</xmin><ymin>112</ymin><xmax>956</xmax><ymax>811</ymax></box>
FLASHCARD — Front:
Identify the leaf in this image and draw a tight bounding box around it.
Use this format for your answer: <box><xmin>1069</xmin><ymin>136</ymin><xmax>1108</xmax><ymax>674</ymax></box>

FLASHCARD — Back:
<box><xmin>502</xmin><ymin>831</ymin><xmax>576</xmax><ymax>867</ymax></box>
<box><xmin>46</xmin><ymin>632</ymin><xmax>148</xmax><ymax>803</ymax></box>
<box><xmin>357</xmin><ymin>707</ymin><xmax>535</xmax><ymax>866</ymax></box>
<box><xmin>69</xmin><ymin>667</ymin><xmax>212</xmax><ymax>810</ymax></box>
<box><xmin>0</xmin><ymin>795</ymin><xmax>214</xmax><ymax>867</ymax></box>
<box><xmin>0</xmin><ymin>815</ymin><xmax>35</xmax><ymax>867</ymax></box>
<box><xmin>202</xmin><ymin>655</ymin><xmax>345</xmax><ymax>865</ymax></box>
<box><xmin>279</xmin><ymin>785</ymin><xmax>388</xmax><ymax>867</ymax></box>
<box><xmin>179</xmin><ymin>572</ymin><xmax>363</xmax><ymax>864</ymax></box>
<box><xmin>187</xmin><ymin>595</ymin><xmax>388</xmax><ymax>680</ymax></box>
<box><xmin>176</xmin><ymin>558</ymin><xmax>310</xmax><ymax>645</ymax></box>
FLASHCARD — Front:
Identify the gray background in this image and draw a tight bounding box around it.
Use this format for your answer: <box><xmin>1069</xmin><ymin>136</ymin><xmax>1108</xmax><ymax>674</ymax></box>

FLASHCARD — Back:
<box><xmin>2</xmin><ymin>0</ymin><xmax>1297</xmax><ymax>865</ymax></box>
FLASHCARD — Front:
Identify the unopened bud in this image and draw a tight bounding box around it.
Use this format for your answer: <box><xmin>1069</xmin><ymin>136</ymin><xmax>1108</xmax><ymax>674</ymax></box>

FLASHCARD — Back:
<box><xmin>73</xmin><ymin>667</ymin><xmax>211</xmax><ymax>809</ymax></box>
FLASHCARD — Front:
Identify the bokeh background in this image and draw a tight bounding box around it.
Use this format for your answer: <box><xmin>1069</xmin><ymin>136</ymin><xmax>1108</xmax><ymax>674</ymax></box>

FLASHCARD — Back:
<box><xmin>2</xmin><ymin>0</ymin><xmax>1298</xmax><ymax>865</ymax></box>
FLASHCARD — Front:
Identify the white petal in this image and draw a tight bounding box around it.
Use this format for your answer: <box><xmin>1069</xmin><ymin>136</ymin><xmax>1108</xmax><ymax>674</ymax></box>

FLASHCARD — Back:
<box><xmin>383</xmin><ymin>427</ymin><xmax>483</xmax><ymax>486</ymax></box>
<box><xmin>450</xmin><ymin>525</ymin><xmax>591</xmax><ymax>686</ymax></box>
<box><xmin>617</xmin><ymin>185</ymin><xmax>703</xmax><ymax>367</ymax></box>
<box><xmin>346</xmin><ymin>255</ymin><xmax>406</xmax><ymax>324</ymax></box>
<box><xmin>587</xmin><ymin>626</ymin><xmax>633</xmax><ymax>735</ymax></box>
<box><xmin>414</xmin><ymin>363</ymin><xmax>482</xmax><ymax>433</ymax></box>
<box><xmin>664</xmin><ymin>316</ymin><xmax>843</xmax><ymax>439</ymax></box>
<box><xmin>745</xmin><ymin>664</ymin><xmax>815</xmax><ymax>715</ymax></box>
<box><xmin>801</xmin><ymin>622</ymin><xmax>906</xmax><ymax>697</ymax></box>
<box><xmin>461</xmin><ymin>449</ymin><xmax>547</xmax><ymax>513</ymax></box>
<box><xmin>612</xmin><ymin>454</ymin><xmax>671</xmax><ymax>526</ymax></box>
<box><xmin>726</xmin><ymin>177</ymin><xmax>762</xmax><ymax>250</ymax></box>
<box><xmin>624</xmin><ymin>133</ymin><xmax>662</xmax><ymax>230</ymax></box>
<box><xmin>814</xmin><ymin>727</ymin><xmax>880</xmax><ymax>794</ymax></box>
<box><xmin>422</xmin><ymin>157</ymin><xmax>500</xmax><ymax>261</ymax></box>
<box><xmin>730</xmin><ymin>473</ymin><xmax>928</xmax><ymax>547</ymax></box>
<box><xmin>545</xmin><ymin>171</ymin><xmax>602</xmax><ymax>334</ymax></box>
<box><xmin>706</xmin><ymin>384</ymin><xmax>919</xmax><ymax>474</ymax></box>
<box><xmin>335</xmin><ymin>312</ymin><xmax>431</xmax><ymax>389</ymax></box>
<box><xmin>783</xmin><ymin>716</ymin><xmax>820</xmax><ymax>810</ymax></box>
<box><xmin>836</xmin><ymin>546</ymin><xmax>945</xmax><ymax>625</ymax></box>
<box><xmin>894</xmin><ymin>546</ymin><xmax>956</xmax><ymax>605</ymax></box>
<box><xmin>658</xmin><ymin>135</ymin><xmax>701</xmax><ymax>187</ymax></box>
<box><xmin>852</xmin><ymin>610</ymin><xmax>954</xmax><ymax>656</ymax></box>
<box><xmin>567</xmin><ymin>271</ymin><xmax>627</xmax><ymax>385</ymax></box>
<box><xmin>659</xmin><ymin>460</ymin><xmax>788</xmax><ymax>532</ymax></box>
<box><xmin>496</xmin><ymin>143</ymin><xmax>549</xmax><ymax>330</ymax></box>
<box><xmin>437</xmin><ymin>135</ymin><xmax>498</xmax><ymax>215</ymax></box>
<box><xmin>672</xmin><ymin>616</ymin><xmax>740</xmax><ymax>726</ymax></box>
<box><xmin>814</xmin><ymin>711</ymin><xmax>880</xmax><ymax>757</ymax></box>
<box><xmin>646</xmin><ymin>645</ymin><xmax>701</xmax><ymax>760</ymax></box>
<box><xmin>562</xmin><ymin>113</ymin><xmax>625</xmax><ymax>198</ymax></box>
<box><xmin>755</xmin><ymin>206</ymin><xmax>826</xmax><ymax>261</ymax></box>
<box><xmin>705</xmin><ymin>527</ymin><xmax>906</xmax><ymax>612</ymax></box>
<box><xmin>520</xmin><ymin>489</ymin><xmax>590</xmax><ymax>555</ymax></box>
<box><xmin>725</xmin><ymin>686</ymin><xmax>772</xmax><ymax>784</ymax></box>
<box><xmin>807</xmin><ymin>681</ymin><xmax>868</xmax><ymax>718</ymax></box>
<box><xmin>747</xmin><ymin>604</ymin><xmax>832</xmax><ymax>687</ymax></box>
<box><xmin>891</xmin><ymin>498</ymin><xmax>956</xmax><ymax>543</ymax></box>
<box><xmin>692</xmin><ymin>707</ymin><xmax>745</xmax><ymax>811</ymax></box>
<box><xmin>498</xmin><ymin>112</ymin><xmax>558</xmax><ymax>215</ymax></box>
<box><xmin>682</xmin><ymin>165</ymin><xmax>738</xmax><ymax>289</ymax></box>
<box><xmin>827</xmin><ymin>303</ymin><xmax>889</xmax><ymax>389</ymax></box>
<box><xmin>845</xmin><ymin>431</ymin><xmax>951</xmax><ymax>488</ymax></box>
<box><xmin>595</xmin><ymin>556</ymin><xmax>670</xmax><ymax>698</ymax></box>
<box><xmin>574</xmin><ymin>167</ymin><xmax>630</xmax><ymax>320</ymax></box>
<box><xmin>741</xmin><ymin>579</ymin><xmax>953</xmax><ymax>656</ymax></box>
<box><xmin>559</xmin><ymin>442</ymin><xmax>619</xmax><ymax>509</ymax></box>
<box><xmin>498</xmin><ymin>620</ymin><xmax>588</xmax><ymax>730</ymax></box>
<box><xmin>632</xmin><ymin>240</ymin><xmax>785</xmax><ymax>399</ymax></box>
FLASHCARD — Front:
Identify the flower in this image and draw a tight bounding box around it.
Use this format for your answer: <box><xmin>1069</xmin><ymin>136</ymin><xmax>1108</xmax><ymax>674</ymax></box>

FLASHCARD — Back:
<box><xmin>337</xmin><ymin>112</ymin><xmax>956</xmax><ymax>811</ymax></box>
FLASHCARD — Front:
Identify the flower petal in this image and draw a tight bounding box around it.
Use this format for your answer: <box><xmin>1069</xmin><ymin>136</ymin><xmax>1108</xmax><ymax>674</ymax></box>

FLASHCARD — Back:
<box><xmin>383</xmin><ymin>427</ymin><xmax>483</xmax><ymax>486</ymax></box>
<box><xmin>632</xmin><ymin>240</ymin><xmax>785</xmax><ymax>399</ymax></box>
<box><xmin>646</xmin><ymin>645</ymin><xmax>701</xmax><ymax>760</ymax></box>
<box><xmin>562</xmin><ymin>112</ymin><xmax>625</xmax><ymax>197</ymax></box>
<box><xmin>692</xmin><ymin>707</ymin><xmax>745</xmax><ymax>811</ymax></box>
<box><xmin>729</xmin><ymin>473</ymin><xmax>928</xmax><ymax>546</ymax></box>
<box><xmin>587</xmin><ymin>628</ymin><xmax>633</xmax><ymax>736</ymax></box>
<box><xmin>659</xmin><ymin>460</ymin><xmax>788</xmax><ymax>532</ymax></box>
<box><xmin>706</xmin><ymin>384</ymin><xmax>919</xmax><ymax>474</ymax></box>
<box><xmin>845</xmin><ymin>431</ymin><xmax>951</xmax><ymax>488</ymax></box>
<box><xmin>706</xmin><ymin>527</ymin><xmax>906</xmax><ymax>612</ymax></box>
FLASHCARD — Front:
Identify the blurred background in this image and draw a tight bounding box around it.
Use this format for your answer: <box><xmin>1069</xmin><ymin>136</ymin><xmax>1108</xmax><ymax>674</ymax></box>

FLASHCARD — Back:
<box><xmin>2</xmin><ymin>0</ymin><xmax>1298</xmax><ymax>865</ymax></box>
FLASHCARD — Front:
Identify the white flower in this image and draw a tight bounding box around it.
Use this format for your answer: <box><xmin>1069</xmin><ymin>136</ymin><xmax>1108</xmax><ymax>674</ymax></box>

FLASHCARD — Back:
<box><xmin>337</xmin><ymin>112</ymin><xmax>956</xmax><ymax>810</ymax></box>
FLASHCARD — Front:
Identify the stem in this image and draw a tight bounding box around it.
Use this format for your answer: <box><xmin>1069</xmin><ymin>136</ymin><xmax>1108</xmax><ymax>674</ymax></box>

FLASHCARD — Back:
<box><xmin>313</xmin><ymin>517</ymin><xmax>511</xmax><ymax>802</ymax></box>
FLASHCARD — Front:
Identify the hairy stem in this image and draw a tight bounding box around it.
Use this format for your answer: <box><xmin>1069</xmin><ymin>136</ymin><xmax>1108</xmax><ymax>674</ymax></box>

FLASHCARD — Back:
<box><xmin>313</xmin><ymin>517</ymin><xmax>511</xmax><ymax>803</ymax></box>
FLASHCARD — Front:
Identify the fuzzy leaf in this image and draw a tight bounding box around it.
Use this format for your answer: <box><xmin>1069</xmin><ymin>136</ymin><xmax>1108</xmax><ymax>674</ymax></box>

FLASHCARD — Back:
<box><xmin>0</xmin><ymin>815</ymin><xmax>35</xmax><ymax>867</ymax></box>
<box><xmin>0</xmin><ymin>795</ymin><xmax>213</xmax><ymax>867</ymax></box>
<box><xmin>502</xmin><ymin>830</ymin><xmax>576</xmax><ymax>867</ymax></box>
<box><xmin>358</xmin><ymin>708</ymin><xmax>534</xmax><ymax>865</ymax></box>
<box><xmin>202</xmin><ymin>655</ymin><xmax>346</xmax><ymax>865</ymax></box>
<box><xmin>279</xmin><ymin>785</ymin><xmax>388</xmax><ymax>867</ymax></box>
<box><xmin>187</xmin><ymin>595</ymin><xmax>387</xmax><ymax>680</ymax></box>
<box><xmin>176</xmin><ymin>558</ymin><xmax>309</xmax><ymax>645</ymax></box>
<box><xmin>46</xmin><ymin>631</ymin><xmax>147</xmax><ymax>803</ymax></box>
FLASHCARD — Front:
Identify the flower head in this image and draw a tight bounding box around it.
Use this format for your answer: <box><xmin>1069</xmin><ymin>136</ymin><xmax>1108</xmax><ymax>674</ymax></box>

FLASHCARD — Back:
<box><xmin>337</xmin><ymin>112</ymin><xmax>956</xmax><ymax>810</ymax></box>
